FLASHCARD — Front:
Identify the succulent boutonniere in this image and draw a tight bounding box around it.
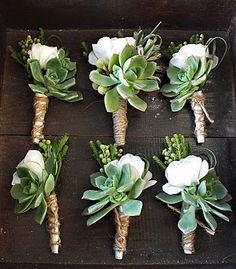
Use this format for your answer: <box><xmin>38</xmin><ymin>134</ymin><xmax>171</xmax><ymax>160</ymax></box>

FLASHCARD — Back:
<box><xmin>153</xmin><ymin>134</ymin><xmax>232</xmax><ymax>254</ymax></box>
<box><xmin>82</xmin><ymin>140</ymin><xmax>157</xmax><ymax>259</ymax></box>
<box><xmin>87</xmin><ymin>24</ymin><xmax>162</xmax><ymax>145</ymax></box>
<box><xmin>8</xmin><ymin>29</ymin><xmax>83</xmax><ymax>144</ymax></box>
<box><xmin>161</xmin><ymin>34</ymin><xmax>227</xmax><ymax>143</ymax></box>
<box><xmin>10</xmin><ymin>135</ymin><xmax>69</xmax><ymax>254</ymax></box>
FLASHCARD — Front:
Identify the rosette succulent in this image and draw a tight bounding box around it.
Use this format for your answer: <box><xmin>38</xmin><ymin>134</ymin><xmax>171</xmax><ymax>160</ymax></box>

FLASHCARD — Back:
<box><xmin>89</xmin><ymin>45</ymin><xmax>160</xmax><ymax>112</ymax></box>
<box><xmin>82</xmin><ymin>153</ymin><xmax>156</xmax><ymax>226</ymax></box>
<box><xmin>10</xmin><ymin>136</ymin><xmax>69</xmax><ymax>224</ymax></box>
<box><xmin>154</xmin><ymin>134</ymin><xmax>231</xmax><ymax>234</ymax></box>
<box><xmin>28</xmin><ymin>46</ymin><xmax>82</xmax><ymax>102</ymax></box>
<box><xmin>161</xmin><ymin>39</ymin><xmax>219</xmax><ymax>112</ymax></box>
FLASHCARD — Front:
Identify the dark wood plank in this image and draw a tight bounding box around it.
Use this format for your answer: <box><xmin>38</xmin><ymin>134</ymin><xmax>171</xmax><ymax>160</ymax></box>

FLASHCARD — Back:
<box><xmin>1</xmin><ymin>29</ymin><xmax>236</xmax><ymax>139</ymax></box>
<box><xmin>1</xmin><ymin>0</ymin><xmax>236</xmax><ymax>31</ymax></box>
<box><xmin>0</xmin><ymin>136</ymin><xmax>236</xmax><ymax>268</ymax></box>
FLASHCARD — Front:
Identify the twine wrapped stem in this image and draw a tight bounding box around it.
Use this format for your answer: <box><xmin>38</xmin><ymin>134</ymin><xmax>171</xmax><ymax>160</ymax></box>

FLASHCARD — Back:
<box><xmin>112</xmin><ymin>98</ymin><xmax>128</xmax><ymax>146</ymax></box>
<box><xmin>190</xmin><ymin>91</ymin><xmax>214</xmax><ymax>144</ymax></box>
<box><xmin>32</xmin><ymin>93</ymin><xmax>49</xmax><ymax>144</ymax></box>
<box><xmin>181</xmin><ymin>203</ymin><xmax>195</xmax><ymax>254</ymax></box>
<box><xmin>113</xmin><ymin>207</ymin><xmax>130</xmax><ymax>260</ymax></box>
<box><xmin>46</xmin><ymin>192</ymin><xmax>61</xmax><ymax>254</ymax></box>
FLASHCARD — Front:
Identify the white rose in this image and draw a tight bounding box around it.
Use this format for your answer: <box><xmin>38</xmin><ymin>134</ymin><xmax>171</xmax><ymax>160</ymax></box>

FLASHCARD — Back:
<box><xmin>28</xmin><ymin>43</ymin><xmax>59</xmax><ymax>69</ymax></box>
<box><xmin>12</xmin><ymin>150</ymin><xmax>45</xmax><ymax>185</ymax></box>
<box><xmin>162</xmin><ymin>155</ymin><xmax>209</xmax><ymax>195</ymax></box>
<box><xmin>170</xmin><ymin>44</ymin><xmax>209</xmax><ymax>69</ymax></box>
<box><xmin>104</xmin><ymin>153</ymin><xmax>156</xmax><ymax>189</ymax></box>
<box><xmin>88</xmin><ymin>36</ymin><xmax>136</xmax><ymax>65</ymax></box>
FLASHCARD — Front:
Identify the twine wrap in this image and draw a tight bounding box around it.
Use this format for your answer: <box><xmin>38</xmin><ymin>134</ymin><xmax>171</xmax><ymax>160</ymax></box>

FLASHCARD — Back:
<box><xmin>46</xmin><ymin>192</ymin><xmax>61</xmax><ymax>254</ymax></box>
<box><xmin>32</xmin><ymin>93</ymin><xmax>49</xmax><ymax>144</ymax></box>
<box><xmin>113</xmin><ymin>207</ymin><xmax>130</xmax><ymax>260</ymax></box>
<box><xmin>112</xmin><ymin>98</ymin><xmax>128</xmax><ymax>146</ymax></box>
<box><xmin>182</xmin><ymin>231</ymin><xmax>196</xmax><ymax>254</ymax></box>
<box><xmin>190</xmin><ymin>91</ymin><xmax>214</xmax><ymax>144</ymax></box>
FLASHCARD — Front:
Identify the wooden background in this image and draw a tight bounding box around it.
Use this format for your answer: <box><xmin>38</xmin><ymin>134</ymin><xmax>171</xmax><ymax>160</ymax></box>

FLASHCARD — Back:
<box><xmin>0</xmin><ymin>1</ymin><xmax>236</xmax><ymax>268</ymax></box>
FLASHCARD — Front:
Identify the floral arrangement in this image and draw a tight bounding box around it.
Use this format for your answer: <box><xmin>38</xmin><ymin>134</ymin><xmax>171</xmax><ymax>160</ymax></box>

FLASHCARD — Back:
<box><xmin>87</xmin><ymin>24</ymin><xmax>162</xmax><ymax>145</ymax></box>
<box><xmin>8</xmin><ymin>29</ymin><xmax>83</xmax><ymax>144</ymax></box>
<box><xmin>161</xmin><ymin>34</ymin><xmax>227</xmax><ymax>143</ymax></box>
<box><xmin>10</xmin><ymin>135</ymin><xmax>69</xmax><ymax>254</ymax></box>
<box><xmin>82</xmin><ymin>140</ymin><xmax>157</xmax><ymax>259</ymax></box>
<box><xmin>153</xmin><ymin>134</ymin><xmax>232</xmax><ymax>254</ymax></box>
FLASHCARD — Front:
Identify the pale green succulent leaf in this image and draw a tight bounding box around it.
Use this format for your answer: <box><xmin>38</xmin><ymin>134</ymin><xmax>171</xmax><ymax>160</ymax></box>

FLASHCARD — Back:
<box><xmin>104</xmin><ymin>88</ymin><xmax>120</xmax><ymax>112</ymax></box>
<box><xmin>156</xmin><ymin>192</ymin><xmax>183</xmax><ymax>204</ymax></box>
<box><xmin>44</xmin><ymin>174</ymin><xmax>55</xmax><ymax>196</ymax></box>
<box><xmin>128</xmin><ymin>178</ymin><xmax>146</xmax><ymax>199</ymax></box>
<box><xmin>34</xmin><ymin>197</ymin><xmax>47</xmax><ymax>224</ymax></box>
<box><xmin>82</xmin><ymin>197</ymin><xmax>110</xmax><ymax>216</ymax></box>
<box><xmin>170</xmin><ymin>99</ymin><xmax>186</xmax><ymax>112</ymax></box>
<box><xmin>119</xmin><ymin>45</ymin><xmax>137</xmax><ymax>67</ymax></box>
<box><xmin>117</xmin><ymin>84</ymin><xmax>135</xmax><ymax>99</ymax></box>
<box><xmin>123</xmin><ymin>55</ymin><xmax>147</xmax><ymax>73</ymax></box>
<box><xmin>128</xmin><ymin>95</ymin><xmax>147</xmax><ymax>111</ymax></box>
<box><xmin>178</xmin><ymin>205</ymin><xmax>197</xmax><ymax>234</ymax></box>
<box><xmin>89</xmin><ymin>70</ymin><xmax>117</xmax><ymax>87</ymax></box>
<box><xmin>132</xmin><ymin>79</ymin><xmax>159</xmax><ymax>91</ymax></box>
<box><xmin>108</xmin><ymin>54</ymin><xmax>119</xmax><ymax>72</ymax></box>
<box><xmin>202</xmin><ymin>210</ymin><xmax>217</xmax><ymax>231</ymax></box>
<box><xmin>28</xmin><ymin>59</ymin><xmax>44</xmax><ymax>83</ymax></box>
<box><xmin>28</xmin><ymin>84</ymin><xmax>47</xmax><ymax>94</ymax></box>
<box><xmin>121</xmin><ymin>199</ymin><xmax>143</xmax><ymax>216</ymax></box>
<box><xmin>139</xmin><ymin>61</ymin><xmax>157</xmax><ymax>79</ymax></box>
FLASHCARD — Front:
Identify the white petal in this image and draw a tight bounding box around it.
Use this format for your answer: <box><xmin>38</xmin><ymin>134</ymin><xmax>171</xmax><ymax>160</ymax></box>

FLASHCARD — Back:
<box><xmin>162</xmin><ymin>183</ymin><xmax>183</xmax><ymax>195</ymax></box>
<box><xmin>12</xmin><ymin>172</ymin><xmax>21</xmax><ymax>185</ymax></box>
<box><xmin>144</xmin><ymin>180</ymin><xmax>157</xmax><ymax>190</ymax></box>
<box><xmin>170</xmin><ymin>53</ymin><xmax>187</xmax><ymax>69</ymax></box>
<box><xmin>165</xmin><ymin>161</ymin><xmax>186</xmax><ymax>187</ymax></box>
<box><xmin>22</xmin><ymin>162</ymin><xmax>44</xmax><ymax>181</ymax></box>
<box><xmin>92</xmin><ymin>36</ymin><xmax>113</xmax><ymax>61</ymax></box>
<box><xmin>23</xmin><ymin>150</ymin><xmax>45</xmax><ymax>169</ymax></box>
<box><xmin>88</xmin><ymin>51</ymin><xmax>98</xmax><ymax>65</ymax></box>
<box><xmin>179</xmin><ymin>44</ymin><xmax>207</xmax><ymax>58</ymax></box>
<box><xmin>144</xmin><ymin>170</ymin><xmax>152</xmax><ymax>181</ymax></box>
<box><xmin>198</xmin><ymin>159</ymin><xmax>209</xmax><ymax>179</ymax></box>
<box><xmin>118</xmin><ymin>154</ymin><xmax>145</xmax><ymax>179</ymax></box>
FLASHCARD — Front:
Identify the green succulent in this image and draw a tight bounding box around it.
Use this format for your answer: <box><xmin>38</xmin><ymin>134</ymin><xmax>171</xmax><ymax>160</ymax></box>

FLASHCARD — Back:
<box><xmin>82</xmin><ymin>160</ymin><xmax>150</xmax><ymax>226</ymax></box>
<box><xmin>89</xmin><ymin>45</ymin><xmax>160</xmax><ymax>112</ymax></box>
<box><xmin>154</xmin><ymin>134</ymin><xmax>231</xmax><ymax>234</ymax></box>
<box><xmin>28</xmin><ymin>48</ymin><xmax>82</xmax><ymax>102</ymax></box>
<box><xmin>157</xmin><ymin>169</ymin><xmax>232</xmax><ymax>234</ymax></box>
<box><xmin>161</xmin><ymin>37</ymin><xmax>219</xmax><ymax>112</ymax></box>
<box><xmin>10</xmin><ymin>135</ymin><xmax>69</xmax><ymax>224</ymax></box>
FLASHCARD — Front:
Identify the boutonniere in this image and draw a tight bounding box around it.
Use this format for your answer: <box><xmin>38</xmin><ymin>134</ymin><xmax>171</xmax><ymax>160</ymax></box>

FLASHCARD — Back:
<box><xmin>8</xmin><ymin>29</ymin><xmax>83</xmax><ymax>144</ymax></box>
<box><xmin>87</xmin><ymin>24</ymin><xmax>162</xmax><ymax>145</ymax></box>
<box><xmin>10</xmin><ymin>135</ymin><xmax>69</xmax><ymax>254</ymax></box>
<box><xmin>153</xmin><ymin>134</ymin><xmax>232</xmax><ymax>254</ymax></box>
<box><xmin>161</xmin><ymin>34</ymin><xmax>227</xmax><ymax>143</ymax></box>
<box><xmin>82</xmin><ymin>140</ymin><xmax>157</xmax><ymax>259</ymax></box>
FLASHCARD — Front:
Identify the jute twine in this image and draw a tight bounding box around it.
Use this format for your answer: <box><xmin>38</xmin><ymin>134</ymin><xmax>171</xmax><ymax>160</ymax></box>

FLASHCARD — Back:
<box><xmin>190</xmin><ymin>91</ymin><xmax>214</xmax><ymax>144</ymax></box>
<box><xmin>182</xmin><ymin>231</ymin><xmax>196</xmax><ymax>254</ymax></box>
<box><xmin>46</xmin><ymin>192</ymin><xmax>61</xmax><ymax>254</ymax></box>
<box><xmin>112</xmin><ymin>98</ymin><xmax>128</xmax><ymax>146</ymax></box>
<box><xmin>32</xmin><ymin>93</ymin><xmax>49</xmax><ymax>144</ymax></box>
<box><xmin>113</xmin><ymin>207</ymin><xmax>130</xmax><ymax>260</ymax></box>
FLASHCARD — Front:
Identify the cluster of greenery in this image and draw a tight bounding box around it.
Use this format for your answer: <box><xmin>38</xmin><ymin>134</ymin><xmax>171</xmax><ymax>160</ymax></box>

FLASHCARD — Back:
<box><xmin>8</xmin><ymin>28</ymin><xmax>83</xmax><ymax>102</ymax></box>
<box><xmin>154</xmin><ymin>134</ymin><xmax>231</xmax><ymax>234</ymax></box>
<box><xmin>89</xmin><ymin>27</ymin><xmax>162</xmax><ymax>113</ymax></box>
<box><xmin>83</xmin><ymin>141</ymin><xmax>151</xmax><ymax>226</ymax></box>
<box><xmin>10</xmin><ymin>136</ymin><xmax>69</xmax><ymax>224</ymax></box>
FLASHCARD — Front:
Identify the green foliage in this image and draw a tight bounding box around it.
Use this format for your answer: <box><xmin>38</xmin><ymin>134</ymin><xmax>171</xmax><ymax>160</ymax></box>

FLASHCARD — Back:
<box><xmin>133</xmin><ymin>23</ymin><xmax>162</xmax><ymax>62</ymax></box>
<box><xmin>11</xmin><ymin>135</ymin><xmax>69</xmax><ymax>225</ymax></box>
<box><xmin>28</xmin><ymin>48</ymin><xmax>83</xmax><ymax>102</ymax></box>
<box><xmin>154</xmin><ymin>134</ymin><xmax>231</xmax><ymax>234</ymax></box>
<box><xmin>89</xmin><ymin>140</ymin><xmax>123</xmax><ymax>169</ymax></box>
<box><xmin>153</xmin><ymin>134</ymin><xmax>191</xmax><ymax>168</ymax></box>
<box><xmin>8</xmin><ymin>28</ymin><xmax>44</xmax><ymax>75</ymax></box>
<box><xmin>89</xmin><ymin>44</ymin><xmax>160</xmax><ymax>112</ymax></box>
<box><xmin>161</xmin><ymin>34</ymin><xmax>219</xmax><ymax>112</ymax></box>
<box><xmin>163</xmin><ymin>33</ymin><xmax>205</xmax><ymax>61</ymax></box>
<box><xmin>82</xmin><ymin>161</ymin><xmax>148</xmax><ymax>226</ymax></box>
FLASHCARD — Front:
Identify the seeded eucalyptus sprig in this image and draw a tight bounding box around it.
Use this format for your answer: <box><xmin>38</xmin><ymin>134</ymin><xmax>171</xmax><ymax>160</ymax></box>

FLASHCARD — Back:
<box><xmin>153</xmin><ymin>134</ymin><xmax>191</xmax><ymax>168</ymax></box>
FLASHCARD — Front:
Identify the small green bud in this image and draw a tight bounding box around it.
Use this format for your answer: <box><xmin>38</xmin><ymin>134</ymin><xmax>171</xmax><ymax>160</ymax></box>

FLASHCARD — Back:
<box><xmin>172</xmin><ymin>143</ymin><xmax>176</xmax><ymax>148</ymax></box>
<box><xmin>100</xmin><ymin>168</ymin><xmax>104</xmax><ymax>173</ymax></box>
<box><xmin>46</xmin><ymin>140</ymin><xmax>51</xmax><ymax>145</ymax></box>
<box><xmin>107</xmin><ymin>158</ymin><xmax>111</xmax><ymax>163</ymax></box>
<box><xmin>119</xmin><ymin>149</ymin><xmax>123</xmax><ymax>153</ymax></box>
<box><xmin>42</xmin><ymin>139</ymin><xmax>46</xmax><ymax>143</ymax></box>
<box><xmin>105</xmin><ymin>150</ymin><xmax>110</xmax><ymax>156</ymax></box>
<box><xmin>102</xmin><ymin>158</ymin><xmax>106</xmax><ymax>164</ymax></box>
<box><xmin>99</xmin><ymin>154</ymin><xmax>104</xmax><ymax>159</ymax></box>
<box><xmin>170</xmin><ymin>153</ymin><xmax>176</xmax><ymax>158</ymax></box>
<box><xmin>96</xmin><ymin>59</ymin><xmax>105</xmax><ymax>69</ymax></box>
<box><xmin>39</xmin><ymin>142</ymin><xmax>43</xmax><ymax>147</ymax></box>
<box><xmin>100</xmin><ymin>145</ymin><xmax>105</xmax><ymax>150</ymax></box>
<box><xmin>165</xmin><ymin>156</ymin><xmax>169</xmax><ymax>160</ymax></box>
